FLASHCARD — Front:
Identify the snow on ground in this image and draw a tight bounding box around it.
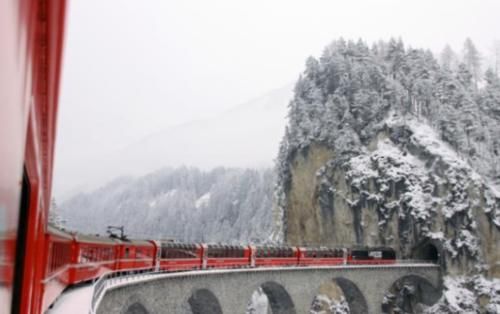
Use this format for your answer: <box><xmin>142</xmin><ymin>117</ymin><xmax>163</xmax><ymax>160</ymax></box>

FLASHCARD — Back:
<box><xmin>46</xmin><ymin>284</ymin><xmax>93</xmax><ymax>314</ymax></box>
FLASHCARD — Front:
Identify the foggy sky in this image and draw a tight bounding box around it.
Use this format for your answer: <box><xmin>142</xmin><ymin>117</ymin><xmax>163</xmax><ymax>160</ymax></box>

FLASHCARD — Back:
<box><xmin>54</xmin><ymin>0</ymin><xmax>500</xmax><ymax>199</ymax></box>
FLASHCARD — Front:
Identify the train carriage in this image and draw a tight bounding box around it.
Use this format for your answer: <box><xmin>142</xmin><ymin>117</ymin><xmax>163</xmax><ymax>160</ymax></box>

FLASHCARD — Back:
<box><xmin>252</xmin><ymin>246</ymin><xmax>299</xmax><ymax>267</ymax></box>
<box><xmin>72</xmin><ymin>234</ymin><xmax>119</xmax><ymax>283</ymax></box>
<box><xmin>42</xmin><ymin>226</ymin><xmax>76</xmax><ymax>311</ymax></box>
<box><xmin>204</xmin><ymin>244</ymin><xmax>251</xmax><ymax>269</ymax></box>
<box><xmin>116</xmin><ymin>240</ymin><xmax>156</xmax><ymax>271</ymax></box>
<box><xmin>158</xmin><ymin>242</ymin><xmax>203</xmax><ymax>271</ymax></box>
<box><xmin>298</xmin><ymin>247</ymin><xmax>345</xmax><ymax>266</ymax></box>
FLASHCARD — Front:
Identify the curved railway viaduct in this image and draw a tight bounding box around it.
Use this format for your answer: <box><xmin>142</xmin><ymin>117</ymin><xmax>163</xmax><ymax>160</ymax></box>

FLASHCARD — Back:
<box><xmin>96</xmin><ymin>264</ymin><xmax>441</xmax><ymax>314</ymax></box>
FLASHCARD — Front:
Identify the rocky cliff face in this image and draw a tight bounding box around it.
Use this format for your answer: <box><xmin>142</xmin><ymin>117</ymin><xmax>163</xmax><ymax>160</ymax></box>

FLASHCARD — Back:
<box><xmin>273</xmin><ymin>38</ymin><xmax>500</xmax><ymax>312</ymax></box>
<box><xmin>282</xmin><ymin>115</ymin><xmax>500</xmax><ymax>276</ymax></box>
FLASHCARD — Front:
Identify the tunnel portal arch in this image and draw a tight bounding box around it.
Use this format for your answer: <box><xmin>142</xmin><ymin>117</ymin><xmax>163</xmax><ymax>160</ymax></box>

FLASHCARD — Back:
<box><xmin>412</xmin><ymin>239</ymin><xmax>442</xmax><ymax>265</ymax></box>
<box><xmin>188</xmin><ymin>288</ymin><xmax>223</xmax><ymax>314</ymax></box>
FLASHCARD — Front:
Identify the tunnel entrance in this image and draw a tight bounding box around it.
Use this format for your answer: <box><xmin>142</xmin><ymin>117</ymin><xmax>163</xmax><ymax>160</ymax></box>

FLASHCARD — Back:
<box><xmin>246</xmin><ymin>281</ymin><xmax>296</xmax><ymax>314</ymax></box>
<box><xmin>412</xmin><ymin>240</ymin><xmax>440</xmax><ymax>263</ymax></box>
<box><xmin>189</xmin><ymin>289</ymin><xmax>223</xmax><ymax>314</ymax></box>
<box><xmin>124</xmin><ymin>302</ymin><xmax>149</xmax><ymax>314</ymax></box>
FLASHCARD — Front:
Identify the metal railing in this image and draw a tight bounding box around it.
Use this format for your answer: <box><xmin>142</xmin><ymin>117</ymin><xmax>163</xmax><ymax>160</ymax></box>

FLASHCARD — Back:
<box><xmin>89</xmin><ymin>268</ymin><xmax>156</xmax><ymax>314</ymax></box>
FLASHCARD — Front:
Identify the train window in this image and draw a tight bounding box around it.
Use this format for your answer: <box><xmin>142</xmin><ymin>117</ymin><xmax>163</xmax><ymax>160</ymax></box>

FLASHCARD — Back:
<box><xmin>125</xmin><ymin>247</ymin><xmax>130</xmax><ymax>258</ymax></box>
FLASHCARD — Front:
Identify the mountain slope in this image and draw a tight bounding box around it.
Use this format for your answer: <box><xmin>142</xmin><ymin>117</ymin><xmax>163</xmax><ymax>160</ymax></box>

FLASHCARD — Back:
<box><xmin>57</xmin><ymin>167</ymin><xmax>275</xmax><ymax>243</ymax></box>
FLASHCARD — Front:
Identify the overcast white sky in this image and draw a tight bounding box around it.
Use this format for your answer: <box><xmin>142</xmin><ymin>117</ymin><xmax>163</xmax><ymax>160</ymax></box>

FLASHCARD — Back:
<box><xmin>54</xmin><ymin>0</ymin><xmax>500</xmax><ymax>198</ymax></box>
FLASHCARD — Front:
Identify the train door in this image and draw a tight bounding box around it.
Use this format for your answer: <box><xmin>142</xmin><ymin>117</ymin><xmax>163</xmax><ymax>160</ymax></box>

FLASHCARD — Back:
<box><xmin>249</xmin><ymin>246</ymin><xmax>256</xmax><ymax>268</ymax></box>
<box><xmin>10</xmin><ymin>171</ymin><xmax>31</xmax><ymax>314</ymax></box>
<box><xmin>153</xmin><ymin>241</ymin><xmax>160</xmax><ymax>272</ymax></box>
<box><xmin>201</xmin><ymin>244</ymin><xmax>208</xmax><ymax>270</ymax></box>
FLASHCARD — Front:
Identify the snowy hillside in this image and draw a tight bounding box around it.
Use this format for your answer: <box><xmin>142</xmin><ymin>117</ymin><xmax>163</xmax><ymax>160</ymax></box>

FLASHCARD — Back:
<box><xmin>274</xmin><ymin>38</ymin><xmax>500</xmax><ymax>313</ymax></box>
<box><xmin>57</xmin><ymin>167</ymin><xmax>275</xmax><ymax>243</ymax></box>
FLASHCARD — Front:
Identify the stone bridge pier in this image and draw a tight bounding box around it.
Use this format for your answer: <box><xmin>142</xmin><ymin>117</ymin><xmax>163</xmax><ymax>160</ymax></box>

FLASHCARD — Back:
<box><xmin>96</xmin><ymin>265</ymin><xmax>441</xmax><ymax>314</ymax></box>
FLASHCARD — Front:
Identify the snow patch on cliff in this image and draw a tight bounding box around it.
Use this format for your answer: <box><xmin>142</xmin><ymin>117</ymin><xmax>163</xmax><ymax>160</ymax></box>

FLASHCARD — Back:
<box><xmin>195</xmin><ymin>192</ymin><xmax>211</xmax><ymax>209</ymax></box>
<box><xmin>310</xmin><ymin>294</ymin><xmax>350</xmax><ymax>314</ymax></box>
<box><xmin>424</xmin><ymin>276</ymin><xmax>500</xmax><ymax>313</ymax></box>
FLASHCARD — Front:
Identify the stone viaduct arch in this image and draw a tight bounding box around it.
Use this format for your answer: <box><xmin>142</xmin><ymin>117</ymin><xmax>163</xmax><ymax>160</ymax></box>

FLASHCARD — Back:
<box><xmin>123</xmin><ymin>302</ymin><xmax>148</xmax><ymax>314</ymax></box>
<box><xmin>120</xmin><ymin>294</ymin><xmax>150</xmax><ymax>314</ymax></box>
<box><xmin>381</xmin><ymin>274</ymin><xmax>442</xmax><ymax>314</ymax></box>
<box><xmin>259</xmin><ymin>281</ymin><xmax>296</xmax><ymax>314</ymax></box>
<box><xmin>96</xmin><ymin>266</ymin><xmax>441</xmax><ymax>314</ymax></box>
<box><xmin>334</xmin><ymin>277</ymin><xmax>369</xmax><ymax>314</ymax></box>
<box><xmin>188</xmin><ymin>289</ymin><xmax>222</xmax><ymax>314</ymax></box>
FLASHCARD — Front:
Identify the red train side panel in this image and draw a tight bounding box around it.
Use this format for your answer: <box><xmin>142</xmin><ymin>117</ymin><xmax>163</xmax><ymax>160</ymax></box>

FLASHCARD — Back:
<box><xmin>159</xmin><ymin>243</ymin><xmax>203</xmax><ymax>271</ymax></box>
<box><xmin>42</xmin><ymin>227</ymin><xmax>76</xmax><ymax>311</ymax></box>
<box><xmin>298</xmin><ymin>247</ymin><xmax>345</xmax><ymax>267</ymax></box>
<box><xmin>116</xmin><ymin>240</ymin><xmax>155</xmax><ymax>271</ymax></box>
<box><xmin>0</xmin><ymin>1</ymin><xmax>66</xmax><ymax>314</ymax></box>
<box><xmin>204</xmin><ymin>244</ymin><xmax>251</xmax><ymax>269</ymax></box>
<box><xmin>72</xmin><ymin>234</ymin><xmax>119</xmax><ymax>284</ymax></box>
<box><xmin>253</xmin><ymin>246</ymin><xmax>299</xmax><ymax>267</ymax></box>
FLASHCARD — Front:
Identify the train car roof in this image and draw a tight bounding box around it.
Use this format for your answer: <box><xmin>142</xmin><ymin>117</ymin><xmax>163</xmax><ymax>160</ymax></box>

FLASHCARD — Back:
<box><xmin>255</xmin><ymin>245</ymin><xmax>295</xmax><ymax>248</ymax></box>
<box><xmin>206</xmin><ymin>243</ymin><xmax>246</xmax><ymax>248</ymax></box>
<box><xmin>350</xmin><ymin>246</ymin><xmax>395</xmax><ymax>251</ymax></box>
<box><xmin>122</xmin><ymin>239</ymin><xmax>154</xmax><ymax>246</ymax></box>
<box><xmin>74</xmin><ymin>233</ymin><xmax>120</xmax><ymax>244</ymax></box>
<box><xmin>46</xmin><ymin>225</ymin><xmax>74</xmax><ymax>240</ymax></box>
<box><xmin>160</xmin><ymin>242</ymin><xmax>200</xmax><ymax>247</ymax></box>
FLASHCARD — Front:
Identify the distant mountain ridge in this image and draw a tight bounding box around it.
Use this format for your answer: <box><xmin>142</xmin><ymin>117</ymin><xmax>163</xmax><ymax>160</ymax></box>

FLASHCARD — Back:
<box><xmin>55</xmin><ymin>83</ymin><xmax>292</xmax><ymax>200</ymax></box>
<box><xmin>57</xmin><ymin>167</ymin><xmax>275</xmax><ymax>243</ymax></box>
<box><xmin>97</xmin><ymin>84</ymin><xmax>292</xmax><ymax>185</ymax></box>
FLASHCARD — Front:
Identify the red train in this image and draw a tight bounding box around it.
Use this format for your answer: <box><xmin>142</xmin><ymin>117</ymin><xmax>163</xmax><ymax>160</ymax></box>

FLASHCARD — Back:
<box><xmin>42</xmin><ymin>225</ymin><xmax>397</xmax><ymax>311</ymax></box>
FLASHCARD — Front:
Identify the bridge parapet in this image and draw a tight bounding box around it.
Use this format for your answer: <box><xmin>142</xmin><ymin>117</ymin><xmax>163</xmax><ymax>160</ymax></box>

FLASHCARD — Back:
<box><xmin>94</xmin><ymin>264</ymin><xmax>441</xmax><ymax>314</ymax></box>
